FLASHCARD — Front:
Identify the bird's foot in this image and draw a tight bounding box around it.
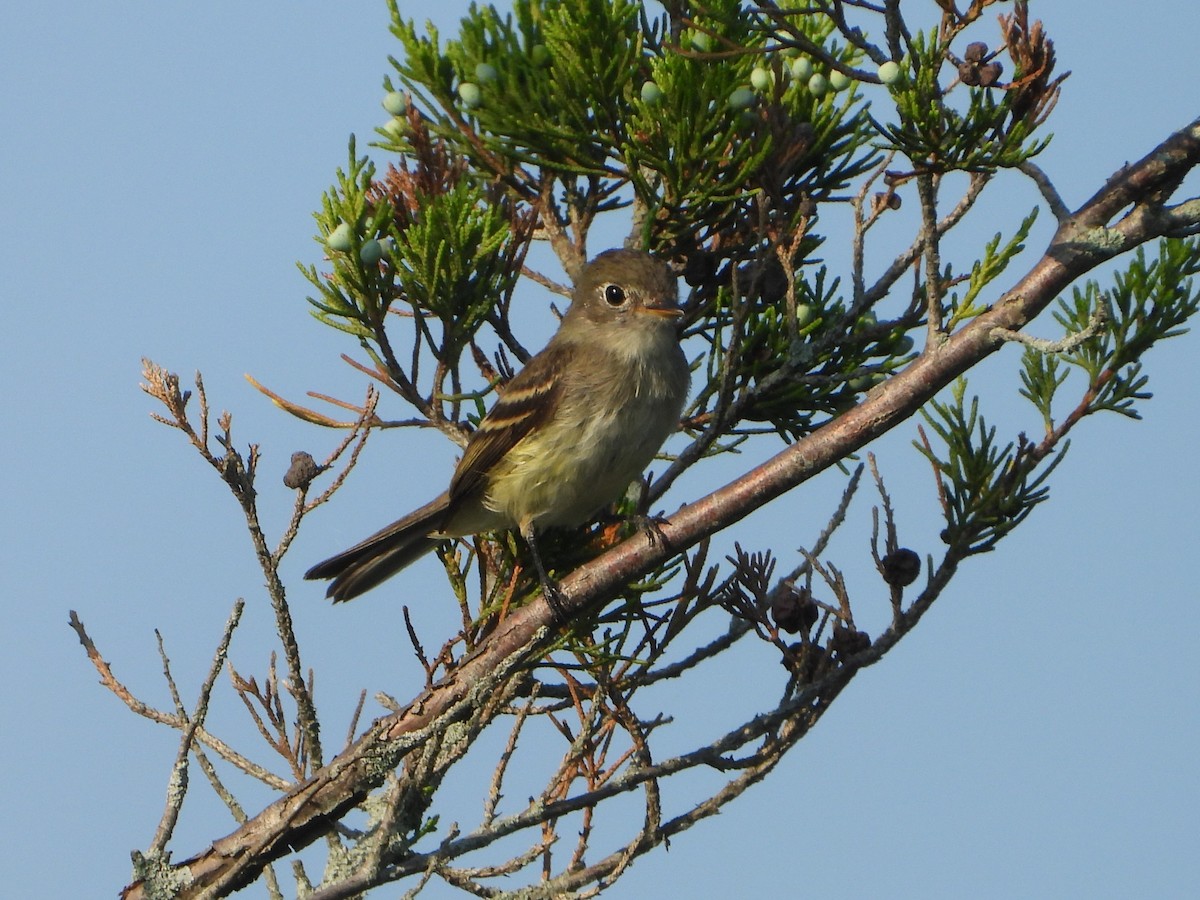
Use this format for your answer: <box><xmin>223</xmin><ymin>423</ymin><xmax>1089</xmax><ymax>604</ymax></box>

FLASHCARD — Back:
<box><xmin>633</xmin><ymin>512</ymin><xmax>672</xmax><ymax>550</ymax></box>
<box><xmin>539</xmin><ymin>578</ymin><xmax>570</xmax><ymax>625</ymax></box>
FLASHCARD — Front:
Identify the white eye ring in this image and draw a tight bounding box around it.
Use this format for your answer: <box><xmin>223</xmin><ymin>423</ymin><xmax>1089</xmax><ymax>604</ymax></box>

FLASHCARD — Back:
<box><xmin>603</xmin><ymin>284</ymin><xmax>627</xmax><ymax>306</ymax></box>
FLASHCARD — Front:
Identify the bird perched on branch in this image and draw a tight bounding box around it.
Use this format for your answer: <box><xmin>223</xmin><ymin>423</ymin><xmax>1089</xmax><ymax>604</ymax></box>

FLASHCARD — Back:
<box><xmin>306</xmin><ymin>248</ymin><xmax>691</xmax><ymax>607</ymax></box>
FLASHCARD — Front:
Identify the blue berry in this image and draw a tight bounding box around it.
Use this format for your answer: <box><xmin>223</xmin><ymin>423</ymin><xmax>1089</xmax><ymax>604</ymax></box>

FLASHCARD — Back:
<box><xmin>458</xmin><ymin>82</ymin><xmax>482</xmax><ymax>108</ymax></box>
<box><xmin>878</xmin><ymin>61</ymin><xmax>902</xmax><ymax>85</ymax></box>
<box><xmin>728</xmin><ymin>87</ymin><xmax>756</xmax><ymax>110</ymax></box>
<box><xmin>327</xmin><ymin>223</ymin><xmax>353</xmax><ymax>252</ymax></box>
<box><xmin>640</xmin><ymin>81</ymin><xmax>664</xmax><ymax>104</ymax></box>
<box><xmin>359</xmin><ymin>239</ymin><xmax>383</xmax><ymax>265</ymax></box>
<box><xmin>382</xmin><ymin>91</ymin><xmax>406</xmax><ymax>116</ymax></box>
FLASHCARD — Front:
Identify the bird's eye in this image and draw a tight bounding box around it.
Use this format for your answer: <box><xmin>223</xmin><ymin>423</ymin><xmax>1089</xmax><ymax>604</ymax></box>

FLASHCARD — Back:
<box><xmin>603</xmin><ymin>284</ymin><xmax>626</xmax><ymax>306</ymax></box>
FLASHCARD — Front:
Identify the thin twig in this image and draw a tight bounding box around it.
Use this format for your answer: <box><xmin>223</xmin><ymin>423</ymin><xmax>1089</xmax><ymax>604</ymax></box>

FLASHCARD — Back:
<box><xmin>69</xmin><ymin>611</ymin><xmax>289</xmax><ymax>790</ymax></box>
<box><xmin>148</xmin><ymin>600</ymin><xmax>245</xmax><ymax>853</ymax></box>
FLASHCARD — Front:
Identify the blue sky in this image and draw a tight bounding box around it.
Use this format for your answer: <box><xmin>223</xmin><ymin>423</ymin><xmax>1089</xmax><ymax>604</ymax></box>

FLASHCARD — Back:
<box><xmin>3</xmin><ymin>2</ymin><xmax>1198</xmax><ymax>897</ymax></box>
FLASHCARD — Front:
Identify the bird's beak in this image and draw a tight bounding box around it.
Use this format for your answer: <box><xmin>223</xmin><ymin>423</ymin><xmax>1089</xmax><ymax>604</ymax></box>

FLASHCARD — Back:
<box><xmin>638</xmin><ymin>301</ymin><xmax>684</xmax><ymax>319</ymax></box>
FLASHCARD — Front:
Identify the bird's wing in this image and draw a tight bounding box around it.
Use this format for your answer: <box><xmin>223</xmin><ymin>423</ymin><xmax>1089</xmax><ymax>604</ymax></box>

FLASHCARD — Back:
<box><xmin>448</xmin><ymin>343</ymin><xmax>567</xmax><ymax>503</ymax></box>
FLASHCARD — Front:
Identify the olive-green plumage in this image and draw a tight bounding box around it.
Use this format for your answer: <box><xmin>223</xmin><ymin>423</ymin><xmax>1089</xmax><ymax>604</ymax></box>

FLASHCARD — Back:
<box><xmin>306</xmin><ymin>249</ymin><xmax>690</xmax><ymax>603</ymax></box>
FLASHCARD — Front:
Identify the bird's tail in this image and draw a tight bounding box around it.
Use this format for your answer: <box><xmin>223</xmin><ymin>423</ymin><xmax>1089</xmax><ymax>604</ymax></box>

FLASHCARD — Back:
<box><xmin>305</xmin><ymin>494</ymin><xmax>451</xmax><ymax>602</ymax></box>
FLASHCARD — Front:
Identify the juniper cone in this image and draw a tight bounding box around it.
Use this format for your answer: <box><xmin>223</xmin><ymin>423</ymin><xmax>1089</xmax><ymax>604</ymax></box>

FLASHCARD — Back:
<box><xmin>306</xmin><ymin>248</ymin><xmax>691</xmax><ymax>604</ymax></box>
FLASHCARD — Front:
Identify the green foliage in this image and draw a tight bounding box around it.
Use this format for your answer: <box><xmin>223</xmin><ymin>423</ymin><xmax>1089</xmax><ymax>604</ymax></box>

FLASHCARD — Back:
<box><xmin>390</xmin><ymin>0</ymin><xmax>646</xmax><ymax>178</ymax></box>
<box><xmin>1061</xmin><ymin>238</ymin><xmax>1200</xmax><ymax>417</ymax></box>
<box><xmin>873</xmin><ymin>30</ymin><xmax>1050</xmax><ymax>172</ymax></box>
<box><xmin>384</xmin><ymin>0</ymin><xmax>877</xmax><ymax>257</ymax></box>
<box><xmin>628</xmin><ymin>7</ymin><xmax>877</xmax><ymax>250</ymax></box>
<box><xmin>300</xmin><ymin>141</ymin><xmax>392</xmax><ymax>340</ymax></box>
<box><xmin>947</xmin><ymin>207</ymin><xmax>1038</xmax><ymax>328</ymax></box>
<box><xmin>301</xmin><ymin>135</ymin><xmax>526</xmax><ymax>377</ymax></box>
<box><xmin>918</xmin><ymin>381</ymin><xmax>1064</xmax><ymax>556</ymax></box>
<box><xmin>695</xmin><ymin>261</ymin><xmax>918</xmax><ymax>442</ymax></box>
<box><xmin>1017</xmin><ymin>349</ymin><xmax>1068</xmax><ymax>431</ymax></box>
<box><xmin>390</xmin><ymin>175</ymin><xmax>518</xmax><ymax>359</ymax></box>
<box><xmin>1018</xmin><ymin>238</ymin><xmax>1200</xmax><ymax>429</ymax></box>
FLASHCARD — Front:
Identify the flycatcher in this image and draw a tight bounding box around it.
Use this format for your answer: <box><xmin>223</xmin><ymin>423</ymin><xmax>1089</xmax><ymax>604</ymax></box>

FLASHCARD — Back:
<box><xmin>306</xmin><ymin>248</ymin><xmax>691</xmax><ymax>604</ymax></box>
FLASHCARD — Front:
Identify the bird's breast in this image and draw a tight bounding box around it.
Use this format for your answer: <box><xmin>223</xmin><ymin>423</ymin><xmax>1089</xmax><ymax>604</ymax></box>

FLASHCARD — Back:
<box><xmin>483</xmin><ymin>342</ymin><xmax>686</xmax><ymax>529</ymax></box>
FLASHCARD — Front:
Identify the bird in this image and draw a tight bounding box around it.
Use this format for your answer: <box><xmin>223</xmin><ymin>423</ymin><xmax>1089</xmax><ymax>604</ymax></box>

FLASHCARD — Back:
<box><xmin>305</xmin><ymin>248</ymin><xmax>691</xmax><ymax>605</ymax></box>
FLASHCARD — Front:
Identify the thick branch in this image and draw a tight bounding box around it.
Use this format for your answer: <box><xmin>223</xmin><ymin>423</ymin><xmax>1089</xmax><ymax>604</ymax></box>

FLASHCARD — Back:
<box><xmin>1074</xmin><ymin>117</ymin><xmax>1200</xmax><ymax>228</ymax></box>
